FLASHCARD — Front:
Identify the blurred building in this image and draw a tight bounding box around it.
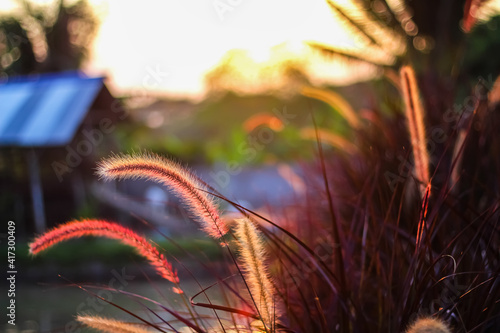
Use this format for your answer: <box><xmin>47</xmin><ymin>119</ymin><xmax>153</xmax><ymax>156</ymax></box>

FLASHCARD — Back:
<box><xmin>0</xmin><ymin>71</ymin><xmax>126</xmax><ymax>235</ymax></box>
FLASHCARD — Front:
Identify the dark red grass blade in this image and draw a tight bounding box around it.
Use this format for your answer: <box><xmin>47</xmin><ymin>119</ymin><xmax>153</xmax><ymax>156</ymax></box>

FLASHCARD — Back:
<box><xmin>58</xmin><ymin>275</ymin><xmax>172</xmax><ymax>333</ymax></box>
<box><xmin>312</xmin><ymin>286</ymin><xmax>328</xmax><ymax>333</ymax></box>
<box><xmin>311</xmin><ymin>114</ymin><xmax>347</xmax><ymax>289</ymax></box>
<box><xmin>143</xmin><ymin>306</ymin><xmax>179</xmax><ymax>332</ymax></box>
<box><xmin>415</xmin><ymin>183</ymin><xmax>431</xmax><ymax>252</ymax></box>
<box><xmin>190</xmin><ymin>275</ymin><xmax>256</xmax><ymax>317</ymax></box>
<box><xmin>201</xmin><ymin>189</ymin><xmax>342</xmax><ymax>298</ymax></box>
<box><xmin>132</xmin><ymin>213</ymin><xmax>224</xmax><ymax>331</ymax></box>
<box><xmin>67</xmin><ymin>279</ymin><xmax>207</xmax><ymax>333</ymax></box>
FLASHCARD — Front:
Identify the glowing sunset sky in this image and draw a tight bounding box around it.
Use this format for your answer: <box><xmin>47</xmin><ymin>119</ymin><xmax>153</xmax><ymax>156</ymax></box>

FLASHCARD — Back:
<box><xmin>1</xmin><ymin>0</ymin><xmax>376</xmax><ymax>98</ymax></box>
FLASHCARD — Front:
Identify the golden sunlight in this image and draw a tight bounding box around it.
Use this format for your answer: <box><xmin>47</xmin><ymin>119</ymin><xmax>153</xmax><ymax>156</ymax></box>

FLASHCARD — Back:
<box><xmin>86</xmin><ymin>0</ymin><xmax>369</xmax><ymax>97</ymax></box>
<box><xmin>0</xmin><ymin>0</ymin><xmax>427</xmax><ymax>97</ymax></box>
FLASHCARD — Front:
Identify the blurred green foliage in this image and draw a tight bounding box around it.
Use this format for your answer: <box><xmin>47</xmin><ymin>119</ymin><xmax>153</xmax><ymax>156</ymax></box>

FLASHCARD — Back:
<box><xmin>118</xmin><ymin>91</ymin><xmax>357</xmax><ymax>166</ymax></box>
<box><xmin>0</xmin><ymin>0</ymin><xmax>98</xmax><ymax>77</ymax></box>
<box><xmin>462</xmin><ymin>16</ymin><xmax>500</xmax><ymax>81</ymax></box>
<box><xmin>5</xmin><ymin>237</ymin><xmax>223</xmax><ymax>269</ymax></box>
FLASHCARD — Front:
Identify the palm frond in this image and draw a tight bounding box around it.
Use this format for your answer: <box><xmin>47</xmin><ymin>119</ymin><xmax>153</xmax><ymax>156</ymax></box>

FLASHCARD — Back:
<box><xmin>326</xmin><ymin>0</ymin><xmax>381</xmax><ymax>46</ymax></box>
<box><xmin>307</xmin><ymin>41</ymin><xmax>394</xmax><ymax>68</ymax></box>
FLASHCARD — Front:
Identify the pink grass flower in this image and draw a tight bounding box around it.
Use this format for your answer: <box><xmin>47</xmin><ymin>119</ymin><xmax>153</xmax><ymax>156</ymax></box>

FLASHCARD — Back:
<box><xmin>29</xmin><ymin>219</ymin><xmax>179</xmax><ymax>284</ymax></box>
<box><xmin>401</xmin><ymin>66</ymin><xmax>431</xmax><ymax>198</ymax></box>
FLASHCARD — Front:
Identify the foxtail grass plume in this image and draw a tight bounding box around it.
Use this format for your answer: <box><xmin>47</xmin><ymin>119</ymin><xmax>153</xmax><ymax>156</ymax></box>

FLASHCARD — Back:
<box><xmin>302</xmin><ymin>86</ymin><xmax>361</xmax><ymax>129</ymax></box>
<box><xmin>243</xmin><ymin>113</ymin><xmax>284</xmax><ymax>133</ymax></box>
<box><xmin>77</xmin><ymin>315</ymin><xmax>152</xmax><ymax>333</ymax></box>
<box><xmin>401</xmin><ymin>66</ymin><xmax>430</xmax><ymax>197</ymax></box>
<box><xmin>29</xmin><ymin>219</ymin><xmax>179</xmax><ymax>284</ymax></box>
<box><xmin>300</xmin><ymin>127</ymin><xmax>358</xmax><ymax>155</ymax></box>
<box><xmin>235</xmin><ymin>218</ymin><xmax>279</xmax><ymax>331</ymax></box>
<box><xmin>450</xmin><ymin>129</ymin><xmax>467</xmax><ymax>189</ymax></box>
<box><xmin>405</xmin><ymin>317</ymin><xmax>451</xmax><ymax>333</ymax></box>
<box><xmin>96</xmin><ymin>152</ymin><xmax>228</xmax><ymax>239</ymax></box>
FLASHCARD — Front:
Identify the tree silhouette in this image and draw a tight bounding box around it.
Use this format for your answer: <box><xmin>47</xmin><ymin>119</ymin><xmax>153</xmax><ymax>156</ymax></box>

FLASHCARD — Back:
<box><xmin>307</xmin><ymin>0</ymin><xmax>500</xmax><ymax>133</ymax></box>
<box><xmin>0</xmin><ymin>0</ymin><xmax>98</xmax><ymax>78</ymax></box>
<box><xmin>312</xmin><ymin>0</ymin><xmax>499</xmax><ymax>72</ymax></box>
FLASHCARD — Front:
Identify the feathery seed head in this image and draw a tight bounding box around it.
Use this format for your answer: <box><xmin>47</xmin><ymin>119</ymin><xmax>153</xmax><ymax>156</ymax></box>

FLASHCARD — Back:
<box><xmin>401</xmin><ymin>66</ymin><xmax>430</xmax><ymax>197</ymax></box>
<box><xmin>77</xmin><ymin>315</ymin><xmax>152</xmax><ymax>333</ymax></box>
<box><xmin>301</xmin><ymin>85</ymin><xmax>361</xmax><ymax>129</ymax></box>
<box><xmin>235</xmin><ymin>218</ymin><xmax>279</xmax><ymax>330</ymax></box>
<box><xmin>406</xmin><ymin>317</ymin><xmax>451</xmax><ymax>333</ymax></box>
<box><xmin>29</xmin><ymin>219</ymin><xmax>179</xmax><ymax>284</ymax></box>
<box><xmin>96</xmin><ymin>152</ymin><xmax>228</xmax><ymax>239</ymax></box>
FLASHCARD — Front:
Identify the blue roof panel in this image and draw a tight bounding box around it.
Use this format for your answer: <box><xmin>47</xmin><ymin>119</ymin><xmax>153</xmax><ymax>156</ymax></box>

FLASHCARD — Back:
<box><xmin>0</xmin><ymin>72</ymin><xmax>104</xmax><ymax>147</ymax></box>
<box><xmin>0</xmin><ymin>82</ymin><xmax>36</xmax><ymax>136</ymax></box>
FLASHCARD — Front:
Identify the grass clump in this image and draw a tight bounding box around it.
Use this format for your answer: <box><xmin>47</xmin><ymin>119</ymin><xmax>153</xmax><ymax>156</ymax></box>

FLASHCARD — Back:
<box><xmin>28</xmin><ymin>1</ymin><xmax>500</xmax><ymax>332</ymax></box>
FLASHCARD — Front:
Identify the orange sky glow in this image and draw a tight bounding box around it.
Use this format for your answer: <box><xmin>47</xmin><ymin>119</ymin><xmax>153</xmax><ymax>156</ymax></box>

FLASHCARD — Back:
<box><xmin>2</xmin><ymin>0</ymin><xmax>386</xmax><ymax>99</ymax></box>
